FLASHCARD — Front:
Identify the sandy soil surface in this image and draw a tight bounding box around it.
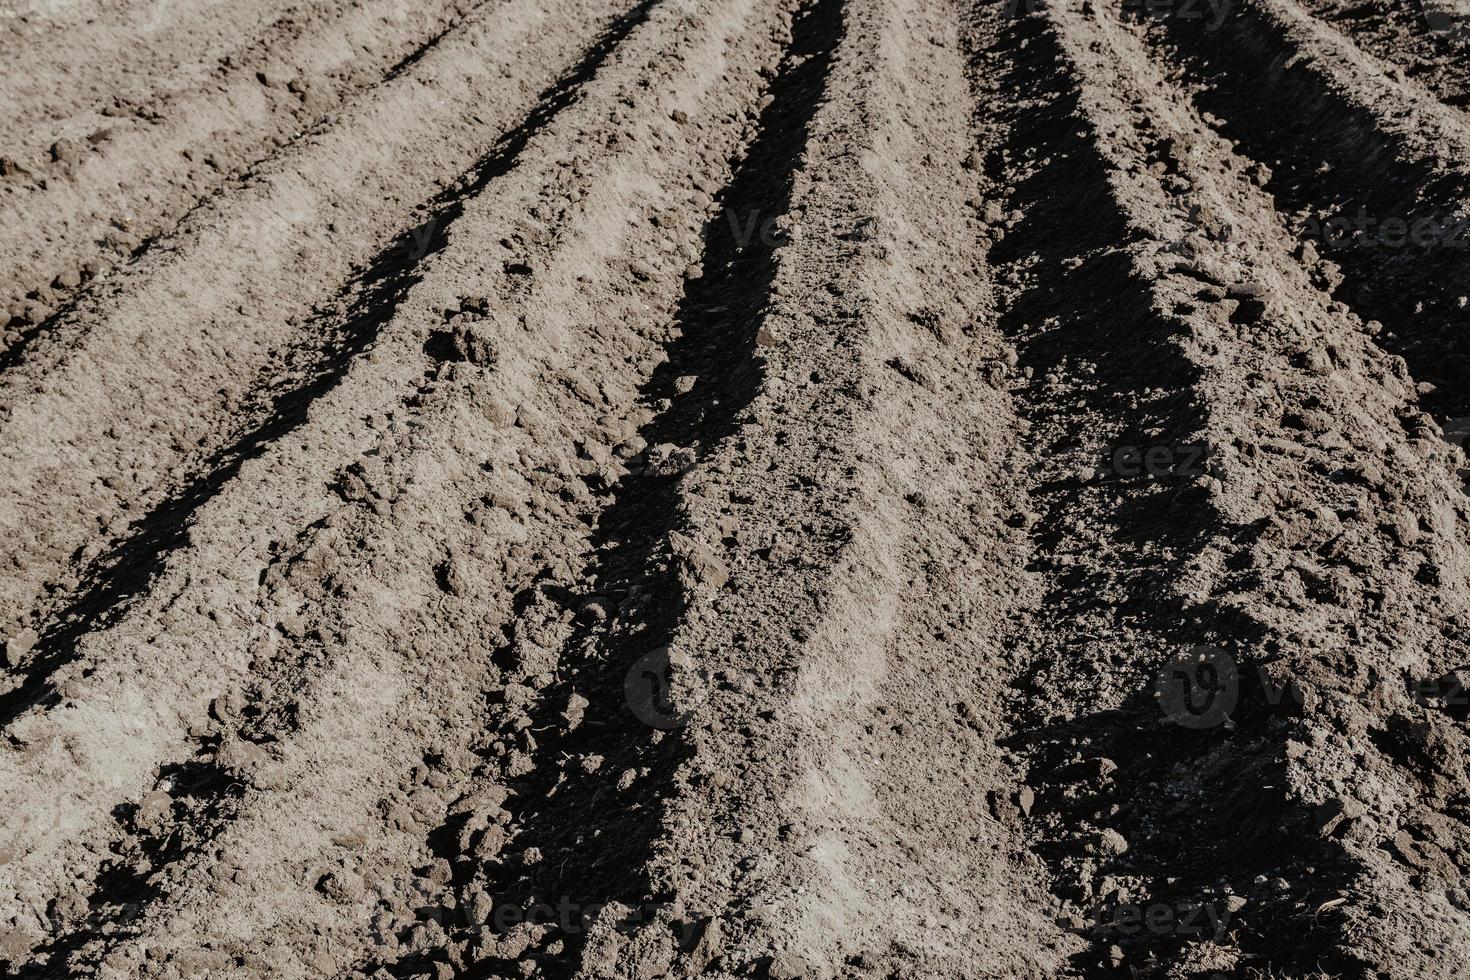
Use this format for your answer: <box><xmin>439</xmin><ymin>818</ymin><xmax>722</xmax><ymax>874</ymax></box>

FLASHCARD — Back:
<box><xmin>2</xmin><ymin>0</ymin><xmax>1469</xmax><ymax>977</ymax></box>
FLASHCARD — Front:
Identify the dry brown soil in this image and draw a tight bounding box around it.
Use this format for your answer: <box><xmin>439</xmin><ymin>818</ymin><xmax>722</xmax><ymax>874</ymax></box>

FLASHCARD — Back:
<box><xmin>2</xmin><ymin>0</ymin><xmax>1470</xmax><ymax>977</ymax></box>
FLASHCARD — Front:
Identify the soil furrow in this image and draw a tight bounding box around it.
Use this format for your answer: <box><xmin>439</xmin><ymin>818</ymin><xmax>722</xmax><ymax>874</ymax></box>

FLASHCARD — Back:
<box><xmin>2</xmin><ymin>0</ymin><xmax>809</xmax><ymax>974</ymax></box>
<box><xmin>524</xmin><ymin>0</ymin><xmax>1079</xmax><ymax>975</ymax></box>
<box><xmin>412</xmin><ymin>0</ymin><xmax>849</xmax><ymax>975</ymax></box>
<box><xmin>1300</xmin><ymin>0</ymin><xmax>1470</xmax><ymax>108</ymax></box>
<box><xmin>0</xmin><ymin>0</ymin><xmax>300</xmax><ymax>131</ymax></box>
<box><xmin>0</xmin><ymin>0</ymin><xmax>661</xmax><ymax>966</ymax></box>
<box><xmin>0</xmin><ymin>0</ymin><xmax>278</xmax><ymax>138</ymax></box>
<box><xmin>979</xmin><ymin>9</ymin><xmax>1275</xmax><ymax>976</ymax></box>
<box><xmin>0</xmin><ymin>0</ymin><xmax>655</xmax><ymax>733</ymax></box>
<box><xmin>1136</xmin><ymin>0</ymin><xmax>1470</xmax><ymax>491</ymax></box>
<box><xmin>0</xmin><ymin>0</ymin><xmax>637</xmax><ymax>716</ymax></box>
<box><xmin>0</xmin><ymin>0</ymin><xmax>482</xmax><ymax>329</ymax></box>
<box><xmin>5</xmin><ymin>0</ymin><xmax>1467</xmax><ymax>974</ymax></box>
<box><xmin>981</xmin><ymin>1</ymin><xmax>1470</xmax><ymax>975</ymax></box>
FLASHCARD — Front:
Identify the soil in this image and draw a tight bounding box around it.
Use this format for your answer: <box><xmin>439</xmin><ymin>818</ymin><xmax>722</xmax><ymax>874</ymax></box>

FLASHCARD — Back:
<box><xmin>1</xmin><ymin>0</ymin><xmax>1468</xmax><ymax>977</ymax></box>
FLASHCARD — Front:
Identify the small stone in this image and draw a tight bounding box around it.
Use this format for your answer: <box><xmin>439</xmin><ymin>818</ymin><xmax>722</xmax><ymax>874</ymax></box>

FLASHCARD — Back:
<box><xmin>768</xmin><ymin>953</ymin><xmax>808</xmax><ymax>980</ymax></box>
<box><xmin>1301</xmin><ymin>349</ymin><xmax>1332</xmax><ymax>375</ymax></box>
<box><xmin>1226</xmin><ymin>281</ymin><xmax>1268</xmax><ymax>300</ymax></box>
<box><xmin>669</xmin><ymin>531</ymin><xmax>729</xmax><ymax>590</ymax></box>
<box><xmin>1095</xmin><ymin>829</ymin><xmax>1129</xmax><ymax>856</ymax></box>
<box><xmin>1315</xmin><ymin>798</ymin><xmax>1365</xmax><ymax>838</ymax></box>
<box><xmin>646</xmin><ymin>442</ymin><xmax>697</xmax><ymax>477</ymax></box>
<box><xmin>49</xmin><ymin>140</ymin><xmax>82</xmax><ymax>165</ymax></box>
<box><xmin>2</xmin><ymin>628</ymin><xmax>38</xmax><ymax>667</ymax></box>
<box><xmin>1016</xmin><ymin>786</ymin><xmax>1035</xmax><ymax>817</ymax></box>
<box><xmin>670</xmin><ymin>109</ymin><xmax>689</xmax><ymax>125</ymax></box>
<box><xmin>317</xmin><ymin>871</ymin><xmax>363</xmax><ymax>904</ymax></box>
<box><xmin>564</xmin><ymin>691</ymin><xmax>589</xmax><ymax>730</ymax></box>
<box><xmin>137</xmin><ymin>790</ymin><xmax>173</xmax><ymax>827</ymax></box>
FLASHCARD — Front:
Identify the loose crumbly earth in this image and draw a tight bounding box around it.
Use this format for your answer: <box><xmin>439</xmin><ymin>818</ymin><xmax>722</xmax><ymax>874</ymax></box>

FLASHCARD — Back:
<box><xmin>1</xmin><ymin>0</ymin><xmax>1468</xmax><ymax>977</ymax></box>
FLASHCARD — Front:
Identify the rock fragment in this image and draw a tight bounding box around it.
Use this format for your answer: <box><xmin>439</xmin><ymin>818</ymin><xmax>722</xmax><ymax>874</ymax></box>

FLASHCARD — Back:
<box><xmin>1094</xmin><ymin>829</ymin><xmax>1129</xmax><ymax>856</ymax></box>
<box><xmin>2</xmin><ymin>628</ymin><xmax>38</xmax><ymax>667</ymax></box>
<box><xmin>669</xmin><ymin>531</ymin><xmax>729</xmax><ymax>589</ymax></box>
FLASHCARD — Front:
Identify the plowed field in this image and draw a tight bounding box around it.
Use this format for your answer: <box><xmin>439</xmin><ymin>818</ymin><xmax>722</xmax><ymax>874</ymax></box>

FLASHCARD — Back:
<box><xmin>2</xmin><ymin>0</ymin><xmax>1469</xmax><ymax>977</ymax></box>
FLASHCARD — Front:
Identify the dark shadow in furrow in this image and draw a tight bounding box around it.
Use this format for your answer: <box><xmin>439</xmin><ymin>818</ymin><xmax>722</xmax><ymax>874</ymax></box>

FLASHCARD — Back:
<box><xmin>0</xmin><ymin>0</ymin><xmax>495</xmax><ymax>375</ymax></box>
<box><xmin>1312</xmin><ymin>0</ymin><xmax>1470</xmax><ymax>108</ymax></box>
<box><xmin>11</xmin><ymin>756</ymin><xmax>243</xmax><ymax>980</ymax></box>
<box><xmin>0</xmin><ymin>10</ymin><xmax>663</xmax><ymax>969</ymax></box>
<box><xmin>976</xmin><ymin>10</ymin><xmax>1362</xmax><ymax>978</ymax></box>
<box><xmin>367</xmin><ymin>2</ymin><xmax>843</xmax><ymax>978</ymax></box>
<box><xmin>0</xmin><ymin>0</ymin><xmax>659</xmax><ymax>733</ymax></box>
<box><xmin>0</xmin><ymin>273</ymin><xmax>97</xmax><ymax>374</ymax></box>
<box><xmin>1142</xmin><ymin>6</ymin><xmax>1470</xmax><ymax>468</ymax></box>
<box><xmin>379</xmin><ymin>0</ymin><xmax>492</xmax><ymax>84</ymax></box>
